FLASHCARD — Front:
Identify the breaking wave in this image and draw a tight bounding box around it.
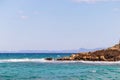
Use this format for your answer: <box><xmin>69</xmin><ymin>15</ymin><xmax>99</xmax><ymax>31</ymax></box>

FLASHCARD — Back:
<box><xmin>0</xmin><ymin>58</ymin><xmax>48</xmax><ymax>63</ymax></box>
<box><xmin>0</xmin><ymin>58</ymin><xmax>120</xmax><ymax>65</ymax></box>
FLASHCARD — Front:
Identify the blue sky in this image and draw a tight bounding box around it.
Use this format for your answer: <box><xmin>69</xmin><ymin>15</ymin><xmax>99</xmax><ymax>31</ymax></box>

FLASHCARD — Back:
<box><xmin>0</xmin><ymin>0</ymin><xmax>120</xmax><ymax>50</ymax></box>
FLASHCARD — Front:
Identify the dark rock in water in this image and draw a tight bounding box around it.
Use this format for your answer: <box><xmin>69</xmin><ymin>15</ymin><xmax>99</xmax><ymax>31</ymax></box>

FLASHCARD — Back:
<box><xmin>57</xmin><ymin>57</ymin><xmax>71</xmax><ymax>61</ymax></box>
<box><xmin>45</xmin><ymin>58</ymin><xmax>53</xmax><ymax>60</ymax></box>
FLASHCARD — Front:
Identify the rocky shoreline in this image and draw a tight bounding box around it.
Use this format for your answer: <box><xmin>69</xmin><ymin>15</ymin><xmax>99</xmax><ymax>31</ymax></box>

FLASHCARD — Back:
<box><xmin>45</xmin><ymin>43</ymin><xmax>120</xmax><ymax>61</ymax></box>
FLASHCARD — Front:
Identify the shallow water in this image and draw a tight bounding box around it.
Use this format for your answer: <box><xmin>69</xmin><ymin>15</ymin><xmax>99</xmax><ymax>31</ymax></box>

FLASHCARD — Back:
<box><xmin>0</xmin><ymin>53</ymin><xmax>120</xmax><ymax>80</ymax></box>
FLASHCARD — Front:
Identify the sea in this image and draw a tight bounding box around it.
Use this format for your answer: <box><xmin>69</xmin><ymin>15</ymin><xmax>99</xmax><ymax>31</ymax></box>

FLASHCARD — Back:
<box><xmin>0</xmin><ymin>53</ymin><xmax>120</xmax><ymax>80</ymax></box>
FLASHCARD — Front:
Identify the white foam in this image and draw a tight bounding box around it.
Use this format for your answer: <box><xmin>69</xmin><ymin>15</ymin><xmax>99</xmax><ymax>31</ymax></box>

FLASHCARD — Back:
<box><xmin>0</xmin><ymin>58</ymin><xmax>49</xmax><ymax>63</ymax></box>
<box><xmin>78</xmin><ymin>61</ymin><xmax>120</xmax><ymax>65</ymax></box>
<box><xmin>0</xmin><ymin>58</ymin><xmax>120</xmax><ymax>65</ymax></box>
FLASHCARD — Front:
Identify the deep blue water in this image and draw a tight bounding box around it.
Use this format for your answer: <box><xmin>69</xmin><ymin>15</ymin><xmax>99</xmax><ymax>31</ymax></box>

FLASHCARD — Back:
<box><xmin>0</xmin><ymin>53</ymin><xmax>120</xmax><ymax>80</ymax></box>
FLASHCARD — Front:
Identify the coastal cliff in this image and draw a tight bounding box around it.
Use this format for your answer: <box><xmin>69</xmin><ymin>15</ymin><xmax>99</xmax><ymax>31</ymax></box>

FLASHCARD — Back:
<box><xmin>55</xmin><ymin>43</ymin><xmax>120</xmax><ymax>61</ymax></box>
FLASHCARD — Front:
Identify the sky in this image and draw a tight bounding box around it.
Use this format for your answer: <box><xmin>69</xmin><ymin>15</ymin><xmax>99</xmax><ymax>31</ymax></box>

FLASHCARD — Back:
<box><xmin>0</xmin><ymin>0</ymin><xmax>120</xmax><ymax>50</ymax></box>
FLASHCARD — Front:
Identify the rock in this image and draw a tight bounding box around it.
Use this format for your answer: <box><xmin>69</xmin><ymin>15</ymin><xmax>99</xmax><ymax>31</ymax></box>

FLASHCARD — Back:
<box><xmin>56</xmin><ymin>43</ymin><xmax>120</xmax><ymax>61</ymax></box>
<box><xmin>45</xmin><ymin>58</ymin><xmax>53</xmax><ymax>60</ymax></box>
<box><xmin>99</xmin><ymin>56</ymin><xmax>106</xmax><ymax>61</ymax></box>
<box><xmin>108</xmin><ymin>43</ymin><xmax>120</xmax><ymax>50</ymax></box>
<box><xmin>57</xmin><ymin>57</ymin><xmax>71</xmax><ymax>61</ymax></box>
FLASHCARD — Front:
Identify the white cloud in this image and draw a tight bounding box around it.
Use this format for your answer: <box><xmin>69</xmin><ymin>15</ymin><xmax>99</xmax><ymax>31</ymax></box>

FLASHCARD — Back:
<box><xmin>20</xmin><ymin>16</ymin><xmax>29</xmax><ymax>19</ymax></box>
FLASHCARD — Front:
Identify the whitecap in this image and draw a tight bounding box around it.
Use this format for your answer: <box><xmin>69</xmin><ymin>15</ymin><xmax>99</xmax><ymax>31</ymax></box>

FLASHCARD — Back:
<box><xmin>0</xmin><ymin>58</ymin><xmax>120</xmax><ymax>65</ymax></box>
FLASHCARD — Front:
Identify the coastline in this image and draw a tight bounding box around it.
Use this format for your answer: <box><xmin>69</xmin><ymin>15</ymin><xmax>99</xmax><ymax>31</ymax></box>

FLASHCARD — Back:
<box><xmin>1</xmin><ymin>58</ymin><xmax>120</xmax><ymax>64</ymax></box>
<box><xmin>46</xmin><ymin>43</ymin><xmax>120</xmax><ymax>62</ymax></box>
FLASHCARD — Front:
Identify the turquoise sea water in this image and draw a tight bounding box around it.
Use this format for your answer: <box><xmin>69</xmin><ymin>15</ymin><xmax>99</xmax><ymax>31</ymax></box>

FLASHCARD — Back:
<box><xmin>0</xmin><ymin>53</ymin><xmax>120</xmax><ymax>80</ymax></box>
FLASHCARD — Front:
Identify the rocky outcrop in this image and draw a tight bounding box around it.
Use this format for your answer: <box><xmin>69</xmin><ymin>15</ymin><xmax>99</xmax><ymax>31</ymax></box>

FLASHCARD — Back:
<box><xmin>56</xmin><ymin>49</ymin><xmax>120</xmax><ymax>61</ymax></box>
<box><xmin>108</xmin><ymin>43</ymin><xmax>120</xmax><ymax>50</ymax></box>
<box><xmin>56</xmin><ymin>43</ymin><xmax>120</xmax><ymax>61</ymax></box>
<box><xmin>44</xmin><ymin>43</ymin><xmax>120</xmax><ymax>61</ymax></box>
<box><xmin>45</xmin><ymin>58</ymin><xmax>53</xmax><ymax>60</ymax></box>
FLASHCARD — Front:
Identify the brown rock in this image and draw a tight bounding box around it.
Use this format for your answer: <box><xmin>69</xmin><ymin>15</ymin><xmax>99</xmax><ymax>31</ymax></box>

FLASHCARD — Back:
<box><xmin>56</xmin><ymin>43</ymin><xmax>120</xmax><ymax>61</ymax></box>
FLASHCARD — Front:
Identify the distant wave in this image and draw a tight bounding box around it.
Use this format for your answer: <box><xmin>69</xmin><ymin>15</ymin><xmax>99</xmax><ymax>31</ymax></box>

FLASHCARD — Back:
<box><xmin>0</xmin><ymin>58</ymin><xmax>48</xmax><ymax>63</ymax></box>
<box><xmin>0</xmin><ymin>58</ymin><xmax>120</xmax><ymax>65</ymax></box>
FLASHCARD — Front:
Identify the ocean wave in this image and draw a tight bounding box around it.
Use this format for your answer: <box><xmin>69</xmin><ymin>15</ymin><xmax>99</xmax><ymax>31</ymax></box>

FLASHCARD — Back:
<box><xmin>0</xmin><ymin>58</ymin><xmax>48</xmax><ymax>63</ymax></box>
<box><xmin>0</xmin><ymin>58</ymin><xmax>120</xmax><ymax>65</ymax></box>
<box><xmin>78</xmin><ymin>61</ymin><xmax>120</xmax><ymax>65</ymax></box>
<box><xmin>53</xmin><ymin>60</ymin><xmax>120</xmax><ymax>65</ymax></box>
